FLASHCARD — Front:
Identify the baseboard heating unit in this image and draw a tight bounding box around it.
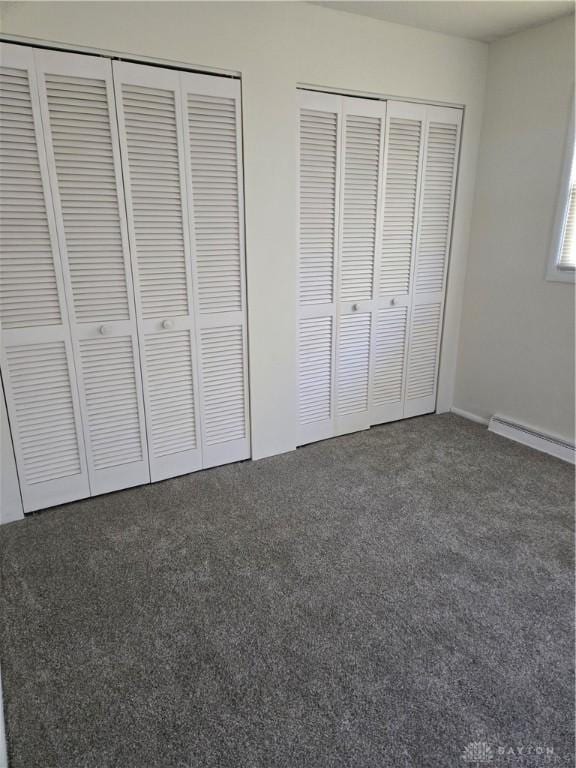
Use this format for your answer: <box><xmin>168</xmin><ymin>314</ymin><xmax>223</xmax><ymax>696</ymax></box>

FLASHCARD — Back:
<box><xmin>488</xmin><ymin>415</ymin><xmax>575</xmax><ymax>464</ymax></box>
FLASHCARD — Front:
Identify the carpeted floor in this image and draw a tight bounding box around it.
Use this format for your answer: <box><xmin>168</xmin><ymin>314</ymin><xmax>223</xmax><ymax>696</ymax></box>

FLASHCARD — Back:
<box><xmin>0</xmin><ymin>414</ymin><xmax>574</xmax><ymax>768</ymax></box>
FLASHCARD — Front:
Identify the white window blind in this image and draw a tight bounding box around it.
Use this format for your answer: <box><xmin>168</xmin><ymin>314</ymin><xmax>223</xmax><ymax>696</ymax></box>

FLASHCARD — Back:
<box><xmin>558</xmin><ymin>151</ymin><xmax>575</xmax><ymax>270</ymax></box>
<box><xmin>548</xmin><ymin>109</ymin><xmax>575</xmax><ymax>283</ymax></box>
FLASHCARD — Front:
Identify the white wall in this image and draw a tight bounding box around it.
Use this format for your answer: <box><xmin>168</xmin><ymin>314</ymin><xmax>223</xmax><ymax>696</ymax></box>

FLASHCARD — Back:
<box><xmin>454</xmin><ymin>15</ymin><xmax>575</xmax><ymax>441</ymax></box>
<box><xmin>0</xmin><ymin>1</ymin><xmax>487</xmax><ymax>460</ymax></box>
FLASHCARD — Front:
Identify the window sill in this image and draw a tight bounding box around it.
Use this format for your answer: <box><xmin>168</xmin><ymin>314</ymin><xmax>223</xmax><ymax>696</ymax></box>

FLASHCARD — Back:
<box><xmin>546</xmin><ymin>265</ymin><xmax>576</xmax><ymax>283</ymax></box>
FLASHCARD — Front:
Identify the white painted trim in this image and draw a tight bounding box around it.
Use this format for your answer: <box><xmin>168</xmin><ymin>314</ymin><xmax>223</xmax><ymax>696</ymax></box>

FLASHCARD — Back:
<box><xmin>0</xmin><ymin>667</ymin><xmax>8</xmax><ymax>768</ymax></box>
<box><xmin>296</xmin><ymin>83</ymin><xmax>464</xmax><ymax>110</ymax></box>
<box><xmin>0</xmin><ymin>33</ymin><xmax>240</xmax><ymax>78</ymax></box>
<box><xmin>450</xmin><ymin>406</ymin><xmax>489</xmax><ymax>425</ymax></box>
<box><xmin>488</xmin><ymin>414</ymin><xmax>575</xmax><ymax>464</ymax></box>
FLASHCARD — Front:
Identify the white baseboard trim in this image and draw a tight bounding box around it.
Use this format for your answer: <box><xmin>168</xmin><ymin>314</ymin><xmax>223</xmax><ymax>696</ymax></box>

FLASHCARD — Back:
<box><xmin>488</xmin><ymin>414</ymin><xmax>575</xmax><ymax>464</ymax></box>
<box><xmin>450</xmin><ymin>407</ymin><xmax>489</xmax><ymax>425</ymax></box>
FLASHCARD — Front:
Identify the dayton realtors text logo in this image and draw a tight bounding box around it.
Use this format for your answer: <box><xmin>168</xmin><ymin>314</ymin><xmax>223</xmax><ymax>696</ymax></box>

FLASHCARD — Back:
<box><xmin>462</xmin><ymin>742</ymin><xmax>494</xmax><ymax>765</ymax></box>
<box><xmin>462</xmin><ymin>741</ymin><xmax>558</xmax><ymax>766</ymax></box>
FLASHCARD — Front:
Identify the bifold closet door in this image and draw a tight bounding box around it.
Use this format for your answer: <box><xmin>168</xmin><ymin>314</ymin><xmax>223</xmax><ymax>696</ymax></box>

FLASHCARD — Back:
<box><xmin>182</xmin><ymin>72</ymin><xmax>250</xmax><ymax>468</ymax></box>
<box><xmin>114</xmin><ymin>63</ymin><xmax>250</xmax><ymax>477</ymax></box>
<box><xmin>113</xmin><ymin>61</ymin><xmax>203</xmax><ymax>481</ymax></box>
<box><xmin>370</xmin><ymin>102</ymin><xmax>461</xmax><ymax>422</ymax></box>
<box><xmin>298</xmin><ymin>91</ymin><xmax>462</xmax><ymax>447</ymax></box>
<box><xmin>336</xmin><ymin>97</ymin><xmax>386</xmax><ymax>436</ymax></box>
<box><xmin>297</xmin><ymin>91</ymin><xmax>386</xmax><ymax>444</ymax></box>
<box><xmin>0</xmin><ymin>43</ymin><xmax>90</xmax><ymax>512</ymax></box>
<box><xmin>297</xmin><ymin>90</ymin><xmax>341</xmax><ymax>445</ymax></box>
<box><xmin>34</xmin><ymin>49</ymin><xmax>150</xmax><ymax>495</ymax></box>
<box><xmin>369</xmin><ymin>101</ymin><xmax>425</xmax><ymax>425</ymax></box>
<box><xmin>403</xmin><ymin>105</ymin><xmax>461</xmax><ymax>418</ymax></box>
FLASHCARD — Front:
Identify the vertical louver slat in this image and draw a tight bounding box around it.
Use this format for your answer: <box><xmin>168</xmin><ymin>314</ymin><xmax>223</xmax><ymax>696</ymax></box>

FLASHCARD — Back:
<box><xmin>79</xmin><ymin>336</ymin><xmax>144</xmax><ymax>469</ymax></box>
<box><xmin>299</xmin><ymin>109</ymin><xmax>338</xmax><ymax>305</ymax></box>
<box><xmin>188</xmin><ymin>94</ymin><xmax>242</xmax><ymax>314</ymax></box>
<box><xmin>45</xmin><ymin>74</ymin><xmax>130</xmax><ymax>322</ymax></box>
<box><xmin>5</xmin><ymin>342</ymin><xmax>81</xmax><ymax>484</ymax></box>
<box><xmin>340</xmin><ymin>115</ymin><xmax>380</xmax><ymax>301</ymax></box>
<box><xmin>0</xmin><ymin>66</ymin><xmax>62</xmax><ymax>328</ymax></box>
<box><xmin>336</xmin><ymin>313</ymin><xmax>371</xmax><ymax>416</ymax></box>
<box><xmin>201</xmin><ymin>326</ymin><xmax>246</xmax><ymax>445</ymax></box>
<box><xmin>144</xmin><ymin>331</ymin><xmax>197</xmax><ymax>457</ymax></box>
<box><xmin>415</xmin><ymin>122</ymin><xmax>458</xmax><ymax>294</ymax></box>
<box><xmin>372</xmin><ymin>307</ymin><xmax>408</xmax><ymax>406</ymax></box>
<box><xmin>122</xmin><ymin>84</ymin><xmax>189</xmax><ymax>319</ymax></box>
<box><xmin>380</xmin><ymin>118</ymin><xmax>422</xmax><ymax>297</ymax></box>
<box><xmin>298</xmin><ymin>316</ymin><xmax>333</xmax><ymax>425</ymax></box>
<box><xmin>406</xmin><ymin>304</ymin><xmax>442</xmax><ymax>400</ymax></box>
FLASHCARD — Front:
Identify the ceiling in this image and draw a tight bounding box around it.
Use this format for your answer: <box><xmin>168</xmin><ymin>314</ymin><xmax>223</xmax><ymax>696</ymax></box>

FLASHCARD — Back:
<box><xmin>313</xmin><ymin>1</ymin><xmax>575</xmax><ymax>43</ymax></box>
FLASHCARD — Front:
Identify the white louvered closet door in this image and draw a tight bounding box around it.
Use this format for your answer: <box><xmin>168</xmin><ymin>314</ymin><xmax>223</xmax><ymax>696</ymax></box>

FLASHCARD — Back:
<box><xmin>404</xmin><ymin>106</ymin><xmax>461</xmax><ymax>418</ymax></box>
<box><xmin>0</xmin><ymin>43</ymin><xmax>90</xmax><ymax>511</ymax></box>
<box><xmin>297</xmin><ymin>90</ymin><xmax>341</xmax><ymax>445</ymax></box>
<box><xmin>35</xmin><ymin>49</ymin><xmax>150</xmax><ymax>495</ymax></box>
<box><xmin>370</xmin><ymin>101</ymin><xmax>426</xmax><ymax>425</ymax></box>
<box><xmin>181</xmin><ymin>72</ymin><xmax>250</xmax><ymax>468</ymax></box>
<box><xmin>113</xmin><ymin>62</ymin><xmax>203</xmax><ymax>481</ymax></box>
<box><xmin>335</xmin><ymin>97</ymin><xmax>386</xmax><ymax>436</ymax></box>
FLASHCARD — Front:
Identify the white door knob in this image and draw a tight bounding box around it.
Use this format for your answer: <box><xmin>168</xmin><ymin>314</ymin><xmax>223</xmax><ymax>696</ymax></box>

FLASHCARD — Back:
<box><xmin>99</xmin><ymin>324</ymin><xmax>110</xmax><ymax>336</ymax></box>
<box><xmin>162</xmin><ymin>319</ymin><xmax>174</xmax><ymax>330</ymax></box>
<box><xmin>351</xmin><ymin>303</ymin><xmax>359</xmax><ymax>312</ymax></box>
<box><xmin>391</xmin><ymin>297</ymin><xmax>397</xmax><ymax>306</ymax></box>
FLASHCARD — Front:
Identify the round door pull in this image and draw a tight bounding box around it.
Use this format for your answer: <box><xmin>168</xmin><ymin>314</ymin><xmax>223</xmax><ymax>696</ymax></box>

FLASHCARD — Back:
<box><xmin>391</xmin><ymin>297</ymin><xmax>397</xmax><ymax>306</ymax></box>
<box><xmin>162</xmin><ymin>319</ymin><xmax>174</xmax><ymax>330</ymax></box>
<box><xmin>351</xmin><ymin>303</ymin><xmax>359</xmax><ymax>312</ymax></box>
<box><xmin>98</xmin><ymin>324</ymin><xmax>110</xmax><ymax>336</ymax></box>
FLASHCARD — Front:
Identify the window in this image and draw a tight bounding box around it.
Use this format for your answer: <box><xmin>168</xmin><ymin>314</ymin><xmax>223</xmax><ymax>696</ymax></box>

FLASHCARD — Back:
<box><xmin>547</xmin><ymin>107</ymin><xmax>576</xmax><ymax>282</ymax></box>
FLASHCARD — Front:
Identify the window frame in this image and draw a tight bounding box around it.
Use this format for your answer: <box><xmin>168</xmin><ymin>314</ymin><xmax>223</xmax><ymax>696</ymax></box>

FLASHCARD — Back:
<box><xmin>547</xmin><ymin>101</ymin><xmax>575</xmax><ymax>283</ymax></box>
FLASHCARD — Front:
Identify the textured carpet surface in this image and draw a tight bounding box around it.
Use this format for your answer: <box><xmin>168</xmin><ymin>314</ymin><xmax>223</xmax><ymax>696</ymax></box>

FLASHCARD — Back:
<box><xmin>0</xmin><ymin>414</ymin><xmax>573</xmax><ymax>768</ymax></box>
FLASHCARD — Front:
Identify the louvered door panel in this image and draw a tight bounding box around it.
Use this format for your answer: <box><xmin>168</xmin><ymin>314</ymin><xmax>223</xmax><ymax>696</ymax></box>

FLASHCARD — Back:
<box><xmin>370</xmin><ymin>307</ymin><xmax>408</xmax><ymax>423</ymax></box>
<box><xmin>144</xmin><ymin>331</ymin><xmax>198</xmax><ymax>462</ymax></box>
<box><xmin>299</xmin><ymin>108</ymin><xmax>338</xmax><ymax>306</ymax></box>
<box><xmin>414</xmin><ymin>121</ymin><xmax>459</xmax><ymax>295</ymax></box>
<box><xmin>405</xmin><ymin>106</ymin><xmax>461</xmax><ymax>418</ymax></box>
<box><xmin>405</xmin><ymin>303</ymin><xmax>442</xmax><ymax>402</ymax></box>
<box><xmin>43</xmin><ymin>73</ymin><xmax>130</xmax><ymax>322</ymax></box>
<box><xmin>4</xmin><ymin>342</ymin><xmax>81</xmax><ymax>482</ymax></box>
<box><xmin>336</xmin><ymin>312</ymin><xmax>371</xmax><ymax>416</ymax></box>
<box><xmin>0</xmin><ymin>43</ymin><xmax>89</xmax><ymax>512</ymax></box>
<box><xmin>336</xmin><ymin>98</ymin><xmax>386</xmax><ymax>437</ymax></box>
<box><xmin>200</xmin><ymin>326</ymin><xmax>247</xmax><ymax>457</ymax></box>
<box><xmin>340</xmin><ymin>114</ymin><xmax>380</xmax><ymax>301</ymax></box>
<box><xmin>0</xmin><ymin>65</ymin><xmax>62</xmax><ymax>330</ymax></box>
<box><xmin>113</xmin><ymin>61</ymin><xmax>202</xmax><ymax>480</ymax></box>
<box><xmin>79</xmin><ymin>336</ymin><xmax>143</xmax><ymax>469</ymax></box>
<box><xmin>182</xmin><ymin>72</ymin><xmax>250</xmax><ymax>467</ymax></box>
<box><xmin>37</xmin><ymin>50</ymin><xmax>149</xmax><ymax>494</ymax></box>
<box><xmin>298</xmin><ymin>316</ymin><xmax>333</xmax><ymax>427</ymax></box>
<box><xmin>379</xmin><ymin>115</ymin><xmax>423</xmax><ymax>298</ymax></box>
<box><xmin>187</xmin><ymin>93</ymin><xmax>242</xmax><ymax>314</ymax></box>
<box><xmin>121</xmin><ymin>83</ymin><xmax>189</xmax><ymax>319</ymax></box>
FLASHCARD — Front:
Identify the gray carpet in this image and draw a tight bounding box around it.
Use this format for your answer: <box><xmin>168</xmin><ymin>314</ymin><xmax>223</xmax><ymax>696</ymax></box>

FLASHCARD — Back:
<box><xmin>0</xmin><ymin>414</ymin><xmax>573</xmax><ymax>768</ymax></box>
